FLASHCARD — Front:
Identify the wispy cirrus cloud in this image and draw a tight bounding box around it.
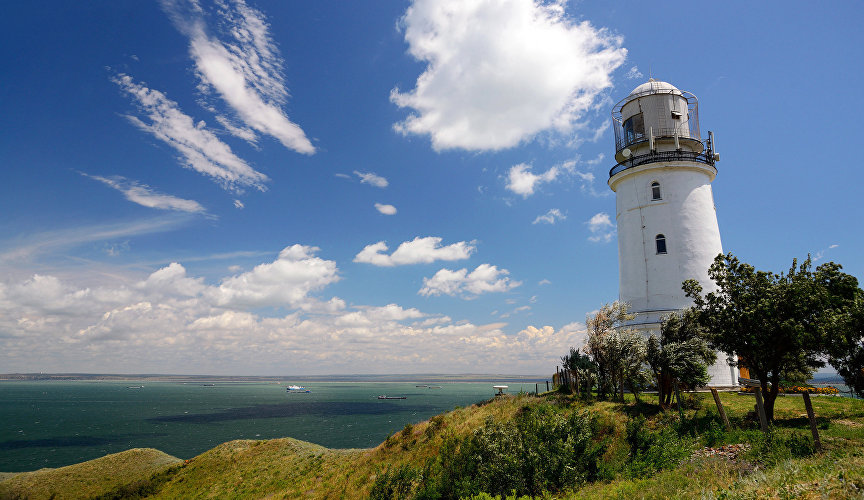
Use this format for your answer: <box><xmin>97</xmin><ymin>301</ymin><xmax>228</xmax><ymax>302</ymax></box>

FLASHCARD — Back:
<box><xmin>161</xmin><ymin>0</ymin><xmax>315</xmax><ymax>154</ymax></box>
<box><xmin>82</xmin><ymin>173</ymin><xmax>208</xmax><ymax>215</ymax></box>
<box><xmin>354</xmin><ymin>171</ymin><xmax>389</xmax><ymax>188</ymax></box>
<box><xmin>113</xmin><ymin>73</ymin><xmax>269</xmax><ymax>192</ymax></box>
<box><xmin>354</xmin><ymin>237</ymin><xmax>474</xmax><ymax>267</ymax></box>
<box><xmin>391</xmin><ymin>0</ymin><xmax>626</xmax><ymax>151</ymax></box>
<box><xmin>419</xmin><ymin>264</ymin><xmax>521</xmax><ymax>298</ymax></box>
<box><xmin>0</xmin><ymin>218</ymin><xmax>185</xmax><ymax>264</ymax></box>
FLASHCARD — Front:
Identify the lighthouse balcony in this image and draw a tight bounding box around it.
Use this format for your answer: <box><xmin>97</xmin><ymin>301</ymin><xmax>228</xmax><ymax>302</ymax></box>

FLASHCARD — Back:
<box><xmin>609</xmin><ymin>149</ymin><xmax>716</xmax><ymax>179</ymax></box>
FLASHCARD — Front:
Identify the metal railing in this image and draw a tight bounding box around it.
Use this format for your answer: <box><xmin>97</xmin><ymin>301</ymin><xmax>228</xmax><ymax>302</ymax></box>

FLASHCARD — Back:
<box><xmin>609</xmin><ymin>150</ymin><xmax>716</xmax><ymax>178</ymax></box>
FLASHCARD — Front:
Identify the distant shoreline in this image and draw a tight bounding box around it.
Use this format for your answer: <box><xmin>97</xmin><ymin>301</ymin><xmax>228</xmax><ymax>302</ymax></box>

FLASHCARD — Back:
<box><xmin>0</xmin><ymin>373</ymin><xmax>549</xmax><ymax>383</ymax></box>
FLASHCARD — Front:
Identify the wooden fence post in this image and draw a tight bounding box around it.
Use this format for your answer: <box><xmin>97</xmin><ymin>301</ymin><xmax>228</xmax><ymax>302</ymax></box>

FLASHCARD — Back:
<box><xmin>710</xmin><ymin>387</ymin><xmax>731</xmax><ymax>430</ymax></box>
<box><xmin>802</xmin><ymin>392</ymin><xmax>822</xmax><ymax>452</ymax></box>
<box><xmin>546</xmin><ymin>380</ymin><xmax>549</xmax><ymax>392</ymax></box>
<box><xmin>753</xmin><ymin>387</ymin><xmax>770</xmax><ymax>433</ymax></box>
<box><xmin>535</xmin><ymin>382</ymin><xmax>538</xmax><ymax>396</ymax></box>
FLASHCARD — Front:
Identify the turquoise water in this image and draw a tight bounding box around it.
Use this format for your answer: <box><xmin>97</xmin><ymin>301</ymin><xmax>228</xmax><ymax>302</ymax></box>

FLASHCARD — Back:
<box><xmin>0</xmin><ymin>380</ymin><xmax>541</xmax><ymax>472</ymax></box>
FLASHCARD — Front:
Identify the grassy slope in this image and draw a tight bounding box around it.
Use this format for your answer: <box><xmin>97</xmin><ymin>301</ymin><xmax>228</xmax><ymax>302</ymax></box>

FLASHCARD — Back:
<box><xmin>0</xmin><ymin>448</ymin><xmax>181</xmax><ymax>500</ymax></box>
<box><xmin>2</xmin><ymin>393</ymin><xmax>863</xmax><ymax>499</ymax></box>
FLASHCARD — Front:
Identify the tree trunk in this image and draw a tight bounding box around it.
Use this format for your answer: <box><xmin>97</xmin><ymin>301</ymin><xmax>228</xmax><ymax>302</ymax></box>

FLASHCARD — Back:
<box><xmin>765</xmin><ymin>372</ymin><xmax>781</xmax><ymax>422</ymax></box>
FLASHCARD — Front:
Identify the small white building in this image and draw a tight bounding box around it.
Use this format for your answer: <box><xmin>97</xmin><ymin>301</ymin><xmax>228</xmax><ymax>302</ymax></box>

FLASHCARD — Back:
<box><xmin>608</xmin><ymin>80</ymin><xmax>737</xmax><ymax>387</ymax></box>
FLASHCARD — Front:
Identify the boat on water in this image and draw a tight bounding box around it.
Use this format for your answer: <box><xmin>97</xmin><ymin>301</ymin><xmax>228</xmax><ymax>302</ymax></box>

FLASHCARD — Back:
<box><xmin>127</xmin><ymin>385</ymin><xmax>144</xmax><ymax>389</ymax></box>
<box><xmin>378</xmin><ymin>395</ymin><xmax>407</xmax><ymax>400</ymax></box>
<box><xmin>427</xmin><ymin>386</ymin><xmax>442</xmax><ymax>389</ymax></box>
<box><xmin>287</xmin><ymin>385</ymin><xmax>311</xmax><ymax>393</ymax></box>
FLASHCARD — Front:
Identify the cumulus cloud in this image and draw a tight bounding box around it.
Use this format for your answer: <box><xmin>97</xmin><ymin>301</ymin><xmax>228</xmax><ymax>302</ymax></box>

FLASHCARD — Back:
<box><xmin>83</xmin><ymin>174</ymin><xmax>207</xmax><ymax>214</ymax></box>
<box><xmin>626</xmin><ymin>66</ymin><xmax>643</xmax><ymax>80</ymax></box>
<box><xmin>208</xmin><ymin>245</ymin><xmax>339</xmax><ymax>308</ymax></box>
<box><xmin>113</xmin><ymin>73</ymin><xmax>269</xmax><ymax>191</ymax></box>
<box><xmin>162</xmin><ymin>0</ymin><xmax>315</xmax><ymax>154</ymax></box>
<box><xmin>354</xmin><ymin>171</ymin><xmax>388</xmax><ymax>188</ymax></box>
<box><xmin>533</xmin><ymin>208</ymin><xmax>566</xmax><ymax>225</ymax></box>
<box><xmin>0</xmin><ymin>256</ymin><xmax>586</xmax><ymax>375</ymax></box>
<box><xmin>354</xmin><ymin>237</ymin><xmax>474</xmax><ymax>266</ymax></box>
<box><xmin>587</xmin><ymin>212</ymin><xmax>615</xmax><ymax>243</ymax></box>
<box><xmin>419</xmin><ymin>264</ymin><xmax>521</xmax><ymax>298</ymax></box>
<box><xmin>391</xmin><ymin>0</ymin><xmax>626</xmax><ymax>151</ymax></box>
<box><xmin>374</xmin><ymin>203</ymin><xmax>397</xmax><ymax>215</ymax></box>
<box><xmin>506</xmin><ymin>163</ymin><xmax>561</xmax><ymax>198</ymax></box>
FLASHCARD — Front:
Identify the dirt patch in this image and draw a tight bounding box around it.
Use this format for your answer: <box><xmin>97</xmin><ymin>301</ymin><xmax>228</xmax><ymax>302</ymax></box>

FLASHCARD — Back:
<box><xmin>832</xmin><ymin>419</ymin><xmax>863</xmax><ymax>428</ymax></box>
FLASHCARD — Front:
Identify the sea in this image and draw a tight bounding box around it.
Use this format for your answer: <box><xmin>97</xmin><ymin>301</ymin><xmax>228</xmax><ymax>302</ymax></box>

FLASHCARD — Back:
<box><xmin>0</xmin><ymin>378</ymin><xmax>545</xmax><ymax>473</ymax></box>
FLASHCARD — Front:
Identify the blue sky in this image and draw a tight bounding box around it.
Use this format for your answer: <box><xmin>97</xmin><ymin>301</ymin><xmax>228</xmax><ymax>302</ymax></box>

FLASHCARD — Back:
<box><xmin>1</xmin><ymin>0</ymin><xmax>861</xmax><ymax>375</ymax></box>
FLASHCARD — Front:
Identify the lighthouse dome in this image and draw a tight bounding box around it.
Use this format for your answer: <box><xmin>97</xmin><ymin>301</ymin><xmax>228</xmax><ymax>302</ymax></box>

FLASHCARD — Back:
<box><xmin>628</xmin><ymin>79</ymin><xmax>682</xmax><ymax>99</ymax></box>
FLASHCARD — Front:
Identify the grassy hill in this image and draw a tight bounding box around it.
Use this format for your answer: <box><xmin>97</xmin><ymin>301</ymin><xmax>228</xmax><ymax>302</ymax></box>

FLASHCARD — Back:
<box><xmin>1</xmin><ymin>392</ymin><xmax>862</xmax><ymax>499</ymax></box>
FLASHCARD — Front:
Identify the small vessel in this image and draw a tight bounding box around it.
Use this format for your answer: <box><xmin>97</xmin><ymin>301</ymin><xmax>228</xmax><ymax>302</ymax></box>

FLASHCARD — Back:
<box><xmin>427</xmin><ymin>386</ymin><xmax>442</xmax><ymax>389</ymax></box>
<box><xmin>287</xmin><ymin>385</ymin><xmax>311</xmax><ymax>393</ymax></box>
<box><xmin>127</xmin><ymin>385</ymin><xmax>144</xmax><ymax>389</ymax></box>
<box><xmin>378</xmin><ymin>395</ymin><xmax>407</xmax><ymax>400</ymax></box>
<box><xmin>415</xmin><ymin>385</ymin><xmax>428</xmax><ymax>388</ymax></box>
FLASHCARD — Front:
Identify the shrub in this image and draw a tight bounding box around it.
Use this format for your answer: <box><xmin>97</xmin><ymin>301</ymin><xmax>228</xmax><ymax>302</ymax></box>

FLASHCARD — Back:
<box><xmin>370</xmin><ymin>464</ymin><xmax>423</xmax><ymax>500</ymax></box>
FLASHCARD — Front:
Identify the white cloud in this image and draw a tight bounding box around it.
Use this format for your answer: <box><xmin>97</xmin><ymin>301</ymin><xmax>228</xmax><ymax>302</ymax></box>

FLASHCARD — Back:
<box><xmin>391</xmin><ymin>0</ymin><xmax>626</xmax><ymax>151</ymax></box>
<box><xmin>829</xmin><ymin>244</ymin><xmax>839</xmax><ymax>249</ymax></box>
<box><xmin>113</xmin><ymin>73</ymin><xmax>269</xmax><ymax>191</ymax></box>
<box><xmin>233</xmin><ymin>199</ymin><xmax>245</xmax><ymax>209</ymax></box>
<box><xmin>533</xmin><ymin>208</ymin><xmax>566</xmax><ymax>225</ymax></box>
<box><xmin>500</xmin><ymin>305</ymin><xmax>530</xmax><ymax>318</ymax></box>
<box><xmin>626</xmin><ymin>66</ymin><xmax>643</xmax><ymax>80</ymax></box>
<box><xmin>162</xmin><ymin>0</ymin><xmax>315</xmax><ymax>154</ymax></box>
<box><xmin>374</xmin><ymin>203</ymin><xmax>397</xmax><ymax>215</ymax></box>
<box><xmin>506</xmin><ymin>163</ymin><xmax>560</xmax><ymax>197</ymax></box>
<box><xmin>0</xmin><ymin>260</ymin><xmax>586</xmax><ymax>375</ymax></box>
<box><xmin>83</xmin><ymin>174</ymin><xmax>207</xmax><ymax>214</ymax></box>
<box><xmin>0</xmin><ymin>218</ymin><xmax>184</xmax><ymax>264</ymax></box>
<box><xmin>208</xmin><ymin>245</ymin><xmax>339</xmax><ymax>308</ymax></box>
<box><xmin>419</xmin><ymin>264</ymin><xmax>521</xmax><ymax>298</ymax></box>
<box><xmin>354</xmin><ymin>237</ymin><xmax>475</xmax><ymax>267</ymax></box>
<box><xmin>586</xmin><ymin>212</ymin><xmax>615</xmax><ymax>243</ymax></box>
<box><xmin>538</xmin><ymin>279</ymin><xmax>551</xmax><ymax>286</ymax></box>
<box><xmin>354</xmin><ymin>171</ymin><xmax>389</xmax><ymax>188</ymax></box>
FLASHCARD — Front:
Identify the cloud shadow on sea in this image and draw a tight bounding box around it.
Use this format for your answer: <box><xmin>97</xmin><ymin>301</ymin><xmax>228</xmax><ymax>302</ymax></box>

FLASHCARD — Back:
<box><xmin>147</xmin><ymin>401</ymin><xmax>432</xmax><ymax>424</ymax></box>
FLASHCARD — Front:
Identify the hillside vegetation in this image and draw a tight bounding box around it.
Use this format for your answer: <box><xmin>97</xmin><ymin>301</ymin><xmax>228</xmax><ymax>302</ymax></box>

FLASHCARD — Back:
<box><xmin>1</xmin><ymin>391</ymin><xmax>863</xmax><ymax>499</ymax></box>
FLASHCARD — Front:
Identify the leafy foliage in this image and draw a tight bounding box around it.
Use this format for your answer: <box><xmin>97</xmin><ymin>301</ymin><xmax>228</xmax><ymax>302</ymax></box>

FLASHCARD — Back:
<box><xmin>585</xmin><ymin>302</ymin><xmax>650</xmax><ymax>401</ymax></box>
<box><xmin>646</xmin><ymin>309</ymin><xmax>716</xmax><ymax>407</ymax></box>
<box><xmin>825</xmin><ymin>289</ymin><xmax>864</xmax><ymax>397</ymax></box>
<box><xmin>684</xmin><ymin>253</ymin><xmax>859</xmax><ymax>420</ymax></box>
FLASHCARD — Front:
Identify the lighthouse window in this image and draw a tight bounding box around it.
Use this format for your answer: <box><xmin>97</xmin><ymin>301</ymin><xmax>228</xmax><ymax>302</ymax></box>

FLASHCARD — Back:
<box><xmin>622</xmin><ymin>113</ymin><xmax>645</xmax><ymax>145</ymax></box>
<box><xmin>655</xmin><ymin>234</ymin><xmax>667</xmax><ymax>254</ymax></box>
<box><xmin>651</xmin><ymin>182</ymin><xmax>662</xmax><ymax>200</ymax></box>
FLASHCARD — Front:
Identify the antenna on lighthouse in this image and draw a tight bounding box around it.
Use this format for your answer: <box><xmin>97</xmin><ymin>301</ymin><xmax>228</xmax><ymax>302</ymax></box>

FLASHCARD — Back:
<box><xmin>709</xmin><ymin>131</ymin><xmax>720</xmax><ymax>161</ymax></box>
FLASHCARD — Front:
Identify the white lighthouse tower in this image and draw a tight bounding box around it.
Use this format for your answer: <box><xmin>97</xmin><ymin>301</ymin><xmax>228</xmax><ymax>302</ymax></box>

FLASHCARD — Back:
<box><xmin>608</xmin><ymin>79</ymin><xmax>737</xmax><ymax>387</ymax></box>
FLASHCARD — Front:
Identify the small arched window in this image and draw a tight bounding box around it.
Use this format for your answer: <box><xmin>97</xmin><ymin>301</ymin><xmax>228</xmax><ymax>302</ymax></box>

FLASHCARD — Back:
<box><xmin>655</xmin><ymin>234</ymin><xmax>667</xmax><ymax>254</ymax></box>
<box><xmin>651</xmin><ymin>181</ymin><xmax>662</xmax><ymax>200</ymax></box>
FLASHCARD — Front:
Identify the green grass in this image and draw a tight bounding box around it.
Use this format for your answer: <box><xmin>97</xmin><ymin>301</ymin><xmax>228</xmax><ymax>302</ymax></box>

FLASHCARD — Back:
<box><xmin>0</xmin><ymin>448</ymin><xmax>181</xmax><ymax>500</ymax></box>
<box><xmin>1</xmin><ymin>392</ymin><xmax>862</xmax><ymax>499</ymax></box>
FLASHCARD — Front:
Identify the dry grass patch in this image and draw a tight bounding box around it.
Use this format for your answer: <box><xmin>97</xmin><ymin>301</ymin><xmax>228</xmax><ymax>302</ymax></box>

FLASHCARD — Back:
<box><xmin>0</xmin><ymin>448</ymin><xmax>180</xmax><ymax>500</ymax></box>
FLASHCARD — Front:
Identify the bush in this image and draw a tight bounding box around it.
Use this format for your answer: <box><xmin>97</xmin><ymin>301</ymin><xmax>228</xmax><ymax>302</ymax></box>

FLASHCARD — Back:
<box><xmin>428</xmin><ymin>405</ymin><xmax>610</xmax><ymax>498</ymax></box>
<box><xmin>747</xmin><ymin>429</ymin><xmax>815</xmax><ymax>466</ymax></box>
<box><xmin>625</xmin><ymin>416</ymin><xmax>694</xmax><ymax>477</ymax></box>
<box><xmin>370</xmin><ymin>464</ymin><xmax>423</xmax><ymax>500</ymax></box>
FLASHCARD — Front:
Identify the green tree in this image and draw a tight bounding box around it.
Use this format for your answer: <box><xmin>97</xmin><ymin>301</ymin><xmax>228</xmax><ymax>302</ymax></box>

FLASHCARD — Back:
<box><xmin>646</xmin><ymin>309</ymin><xmax>716</xmax><ymax>408</ymax></box>
<box><xmin>561</xmin><ymin>347</ymin><xmax>595</xmax><ymax>397</ymax></box>
<box><xmin>585</xmin><ymin>302</ymin><xmax>649</xmax><ymax>401</ymax></box>
<box><xmin>826</xmin><ymin>288</ymin><xmax>864</xmax><ymax>398</ymax></box>
<box><xmin>684</xmin><ymin>253</ymin><xmax>856</xmax><ymax>421</ymax></box>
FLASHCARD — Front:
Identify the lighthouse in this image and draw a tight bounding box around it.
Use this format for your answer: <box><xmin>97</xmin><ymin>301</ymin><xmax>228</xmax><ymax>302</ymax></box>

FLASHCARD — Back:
<box><xmin>608</xmin><ymin>79</ymin><xmax>737</xmax><ymax>387</ymax></box>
